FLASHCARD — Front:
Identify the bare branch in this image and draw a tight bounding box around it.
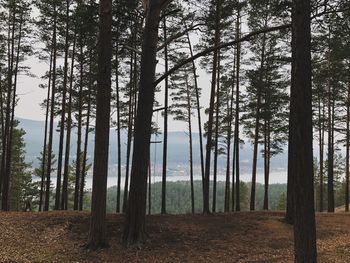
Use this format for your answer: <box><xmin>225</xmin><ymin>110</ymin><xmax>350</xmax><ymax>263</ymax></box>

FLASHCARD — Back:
<box><xmin>157</xmin><ymin>23</ymin><xmax>205</xmax><ymax>51</ymax></box>
<box><xmin>155</xmin><ymin>24</ymin><xmax>291</xmax><ymax>85</ymax></box>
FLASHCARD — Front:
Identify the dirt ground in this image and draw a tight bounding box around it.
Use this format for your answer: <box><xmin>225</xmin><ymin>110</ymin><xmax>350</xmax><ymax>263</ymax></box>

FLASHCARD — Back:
<box><xmin>0</xmin><ymin>211</ymin><xmax>349</xmax><ymax>262</ymax></box>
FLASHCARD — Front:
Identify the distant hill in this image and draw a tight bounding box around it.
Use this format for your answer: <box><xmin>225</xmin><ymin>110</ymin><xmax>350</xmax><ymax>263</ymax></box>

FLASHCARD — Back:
<box><xmin>17</xmin><ymin>118</ymin><xmax>288</xmax><ymax>175</ymax></box>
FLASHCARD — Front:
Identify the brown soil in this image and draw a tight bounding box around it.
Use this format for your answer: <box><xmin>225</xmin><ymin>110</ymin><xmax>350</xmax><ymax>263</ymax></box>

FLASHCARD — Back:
<box><xmin>0</xmin><ymin>211</ymin><xmax>349</xmax><ymax>262</ymax></box>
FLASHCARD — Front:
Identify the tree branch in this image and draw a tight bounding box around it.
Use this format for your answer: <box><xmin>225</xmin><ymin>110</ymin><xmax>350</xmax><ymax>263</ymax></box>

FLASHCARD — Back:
<box><xmin>155</xmin><ymin>24</ymin><xmax>291</xmax><ymax>85</ymax></box>
<box><xmin>157</xmin><ymin>23</ymin><xmax>205</xmax><ymax>51</ymax></box>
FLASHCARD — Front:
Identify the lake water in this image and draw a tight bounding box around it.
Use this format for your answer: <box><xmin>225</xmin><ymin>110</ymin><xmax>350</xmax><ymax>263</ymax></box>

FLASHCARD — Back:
<box><xmin>46</xmin><ymin>170</ymin><xmax>287</xmax><ymax>191</ymax></box>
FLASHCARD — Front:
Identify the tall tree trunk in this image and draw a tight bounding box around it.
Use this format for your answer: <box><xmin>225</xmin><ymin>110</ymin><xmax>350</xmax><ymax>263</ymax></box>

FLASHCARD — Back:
<box><xmin>203</xmin><ymin>0</ymin><xmax>220</xmax><ymax>214</ymax></box>
<box><xmin>79</xmin><ymin>53</ymin><xmax>93</xmax><ymax>211</ymax></box>
<box><xmin>327</xmin><ymin>37</ymin><xmax>334</xmax><ymax>212</ymax></box>
<box><xmin>3</xmin><ymin>12</ymin><xmax>24</xmax><ymax>211</ymax></box>
<box><xmin>87</xmin><ymin>0</ymin><xmax>112</xmax><ymax>249</ymax></box>
<box><xmin>115</xmin><ymin>43</ymin><xmax>122</xmax><ymax>213</ymax></box>
<box><xmin>185</xmin><ymin>72</ymin><xmax>195</xmax><ymax>214</ymax></box>
<box><xmin>61</xmin><ymin>32</ymin><xmax>77</xmax><ymax>210</ymax></box>
<box><xmin>122</xmin><ymin>50</ymin><xmax>134</xmax><ymax>213</ymax></box>
<box><xmin>0</xmin><ymin>8</ymin><xmax>16</xmax><ymax>203</ymax></box>
<box><xmin>39</xmin><ymin>50</ymin><xmax>53</xmax><ymax>212</ymax></box>
<box><xmin>45</xmin><ymin>3</ymin><xmax>58</xmax><ymax>211</ymax></box>
<box><xmin>55</xmin><ymin>0</ymin><xmax>70</xmax><ymax>210</ymax></box>
<box><xmin>250</xmin><ymin>31</ymin><xmax>267</xmax><ymax>211</ymax></box>
<box><xmin>186</xmin><ymin>31</ymin><xmax>205</xmax><ymax>202</ymax></box>
<box><xmin>225</xmin><ymin>54</ymin><xmax>235</xmax><ymax>212</ymax></box>
<box><xmin>291</xmin><ymin>0</ymin><xmax>317</xmax><ymax>260</ymax></box>
<box><xmin>161</xmin><ymin>16</ymin><xmax>169</xmax><ymax>215</ymax></box>
<box><xmin>263</xmin><ymin>88</ymin><xmax>271</xmax><ymax>210</ymax></box>
<box><xmin>122</xmin><ymin>0</ymin><xmax>164</xmax><ymax>246</ymax></box>
<box><xmin>74</xmin><ymin>42</ymin><xmax>84</xmax><ymax>211</ymax></box>
<box><xmin>318</xmin><ymin>96</ymin><xmax>324</xmax><ymax>212</ymax></box>
<box><xmin>212</xmin><ymin>52</ymin><xmax>221</xmax><ymax>213</ymax></box>
<box><xmin>234</xmin><ymin>5</ymin><xmax>241</xmax><ymax>212</ymax></box>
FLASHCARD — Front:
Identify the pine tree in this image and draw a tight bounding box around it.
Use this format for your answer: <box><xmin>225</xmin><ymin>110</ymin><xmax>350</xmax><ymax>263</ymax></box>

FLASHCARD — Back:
<box><xmin>9</xmin><ymin>124</ymin><xmax>38</xmax><ymax>211</ymax></box>
<box><xmin>86</xmin><ymin>0</ymin><xmax>112</xmax><ymax>249</ymax></box>
<box><xmin>290</xmin><ymin>0</ymin><xmax>317</xmax><ymax>260</ymax></box>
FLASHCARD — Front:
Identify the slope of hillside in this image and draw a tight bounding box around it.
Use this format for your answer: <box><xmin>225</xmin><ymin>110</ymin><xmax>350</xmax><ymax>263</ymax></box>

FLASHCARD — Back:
<box><xmin>0</xmin><ymin>211</ymin><xmax>349</xmax><ymax>262</ymax></box>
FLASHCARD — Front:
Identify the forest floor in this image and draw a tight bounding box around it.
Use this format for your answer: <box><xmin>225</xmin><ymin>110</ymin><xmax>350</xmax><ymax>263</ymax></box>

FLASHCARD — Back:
<box><xmin>0</xmin><ymin>211</ymin><xmax>349</xmax><ymax>262</ymax></box>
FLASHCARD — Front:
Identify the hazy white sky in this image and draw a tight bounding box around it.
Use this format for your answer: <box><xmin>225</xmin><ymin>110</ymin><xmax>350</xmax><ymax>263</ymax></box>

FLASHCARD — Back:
<box><xmin>15</xmin><ymin>40</ymin><xmax>214</xmax><ymax>132</ymax></box>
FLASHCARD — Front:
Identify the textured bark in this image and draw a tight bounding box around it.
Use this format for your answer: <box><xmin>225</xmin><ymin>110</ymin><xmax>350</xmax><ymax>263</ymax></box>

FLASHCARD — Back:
<box><xmin>291</xmin><ymin>0</ymin><xmax>317</xmax><ymax>261</ymax></box>
<box><xmin>123</xmin><ymin>0</ymin><xmax>163</xmax><ymax>245</ymax></box>
<box><xmin>87</xmin><ymin>0</ymin><xmax>112</xmax><ymax>249</ymax></box>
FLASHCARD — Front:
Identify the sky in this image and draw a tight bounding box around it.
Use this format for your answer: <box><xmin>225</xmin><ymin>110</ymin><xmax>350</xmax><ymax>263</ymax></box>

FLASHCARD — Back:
<box><xmin>15</xmin><ymin>37</ymin><xmax>214</xmax><ymax>133</ymax></box>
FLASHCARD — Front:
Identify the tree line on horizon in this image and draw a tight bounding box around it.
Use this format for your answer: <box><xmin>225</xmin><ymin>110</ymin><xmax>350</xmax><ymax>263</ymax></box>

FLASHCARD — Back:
<box><xmin>0</xmin><ymin>0</ymin><xmax>349</xmax><ymax>261</ymax></box>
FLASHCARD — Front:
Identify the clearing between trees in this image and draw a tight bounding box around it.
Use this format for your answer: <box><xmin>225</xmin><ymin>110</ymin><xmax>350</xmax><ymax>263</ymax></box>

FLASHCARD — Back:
<box><xmin>0</xmin><ymin>211</ymin><xmax>348</xmax><ymax>262</ymax></box>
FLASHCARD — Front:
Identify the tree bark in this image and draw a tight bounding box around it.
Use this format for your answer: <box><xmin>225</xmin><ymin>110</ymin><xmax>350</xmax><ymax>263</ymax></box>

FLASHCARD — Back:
<box><xmin>123</xmin><ymin>0</ymin><xmax>164</xmax><ymax>246</ymax></box>
<box><xmin>87</xmin><ymin>0</ymin><xmax>112</xmax><ymax>249</ymax></box>
<box><xmin>291</xmin><ymin>0</ymin><xmax>317</xmax><ymax>261</ymax></box>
